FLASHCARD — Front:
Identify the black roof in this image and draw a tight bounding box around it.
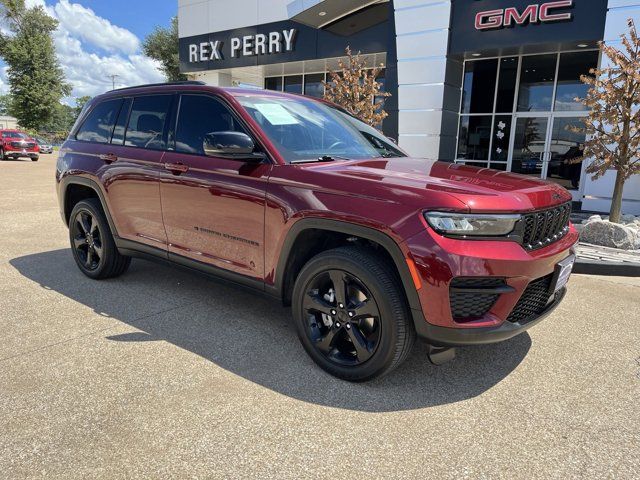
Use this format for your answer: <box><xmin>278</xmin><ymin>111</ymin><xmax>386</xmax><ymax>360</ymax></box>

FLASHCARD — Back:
<box><xmin>110</xmin><ymin>81</ymin><xmax>206</xmax><ymax>92</ymax></box>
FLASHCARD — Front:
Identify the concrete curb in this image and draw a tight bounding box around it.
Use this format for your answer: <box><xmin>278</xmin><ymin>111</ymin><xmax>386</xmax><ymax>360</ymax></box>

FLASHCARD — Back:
<box><xmin>574</xmin><ymin>258</ymin><xmax>640</xmax><ymax>277</ymax></box>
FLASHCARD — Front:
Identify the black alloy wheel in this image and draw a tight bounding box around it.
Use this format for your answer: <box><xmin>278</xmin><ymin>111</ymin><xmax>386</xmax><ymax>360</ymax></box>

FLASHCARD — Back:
<box><xmin>302</xmin><ymin>269</ymin><xmax>381</xmax><ymax>366</ymax></box>
<box><xmin>71</xmin><ymin>210</ymin><xmax>103</xmax><ymax>272</ymax></box>
<box><xmin>68</xmin><ymin>198</ymin><xmax>130</xmax><ymax>279</ymax></box>
<box><xmin>292</xmin><ymin>246</ymin><xmax>416</xmax><ymax>382</ymax></box>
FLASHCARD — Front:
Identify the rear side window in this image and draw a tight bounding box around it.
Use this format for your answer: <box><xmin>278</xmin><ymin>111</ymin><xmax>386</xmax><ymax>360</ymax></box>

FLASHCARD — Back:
<box><xmin>76</xmin><ymin>99</ymin><xmax>122</xmax><ymax>143</ymax></box>
<box><xmin>111</xmin><ymin>98</ymin><xmax>132</xmax><ymax>145</ymax></box>
<box><xmin>125</xmin><ymin>95</ymin><xmax>172</xmax><ymax>149</ymax></box>
<box><xmin>175</xmin><ymin>94</ymin><xmax>247</xmax><ymax>155</ymax></box>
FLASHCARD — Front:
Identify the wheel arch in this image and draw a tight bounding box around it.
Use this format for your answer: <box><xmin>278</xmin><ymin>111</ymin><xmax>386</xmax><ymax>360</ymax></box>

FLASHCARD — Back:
<box><xmin>270</xmin><ymin>218</ymin><xmax>423</xmax><ymax>315</ymax></box>
<box><xmin>60</xmin><ymin>176</ymin><xmax>118</xmax><ymax>236</ymax></box>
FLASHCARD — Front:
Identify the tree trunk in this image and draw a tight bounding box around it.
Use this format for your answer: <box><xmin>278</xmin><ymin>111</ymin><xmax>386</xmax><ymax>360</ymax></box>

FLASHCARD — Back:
<box><xmin>609</xmin><ymin>169</ymin><xmax>626</xmax><ymax>223</ymax></box>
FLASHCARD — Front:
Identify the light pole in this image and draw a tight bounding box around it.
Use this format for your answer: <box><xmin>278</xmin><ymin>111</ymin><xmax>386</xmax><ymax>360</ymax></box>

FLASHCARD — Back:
<box><xmin>107</xmin><ymin>74</ymin><xmax>120</xmax><ymax>90</ymax></box>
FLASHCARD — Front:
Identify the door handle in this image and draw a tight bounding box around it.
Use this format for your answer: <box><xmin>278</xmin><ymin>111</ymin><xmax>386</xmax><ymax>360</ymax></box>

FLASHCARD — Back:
<box><xmin>99</xmin><ymin>153</ymin><xmax>117</xmax><ymax>163</ymax></box>
<box><xmin>164</xmin><ymin>162</ymin><xmax>189</xmax><ymax>174</ymax></box>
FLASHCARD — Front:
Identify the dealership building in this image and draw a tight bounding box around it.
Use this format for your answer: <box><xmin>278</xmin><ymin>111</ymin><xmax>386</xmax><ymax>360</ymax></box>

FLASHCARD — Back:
<box><xmin>178</xmin><ymin>0</ymin><xmax>640</xmax><ymax>214</ymax></box>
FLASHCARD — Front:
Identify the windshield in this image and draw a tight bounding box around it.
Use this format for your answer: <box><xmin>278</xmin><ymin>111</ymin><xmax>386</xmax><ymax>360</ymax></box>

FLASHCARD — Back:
<box><xmin>236</xmin><ymin>94</ymin><xmax>404</xmax><ymax>163</ymax></box>
<box><xmin>2</xmin><ymin>132</ymin><xmax>28</xmax><ymax>139</ymax></box>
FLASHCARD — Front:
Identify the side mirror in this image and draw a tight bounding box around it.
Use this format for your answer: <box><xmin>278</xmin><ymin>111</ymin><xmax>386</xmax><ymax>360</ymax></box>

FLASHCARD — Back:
<box><xmin>203</xmin><ymin>131</ymin><xmax>262</xmax><ymax>160</ymax></box>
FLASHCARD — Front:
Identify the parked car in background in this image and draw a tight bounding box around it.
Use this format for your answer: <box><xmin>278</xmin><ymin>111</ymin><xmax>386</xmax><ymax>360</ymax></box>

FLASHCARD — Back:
<box><xmin>56</xmin><ymin>82</ymin><xmax>578</xmax><ymax>381</ymax></box>
<box><xmin>35</xmin><ymin>137</ymin><xmax>54</xmax><ymax>154</ymax></box>
<box><xmin>0</xmin><ymin>130</ymin><xmax>39</xmax><ymax>161</ymax></box>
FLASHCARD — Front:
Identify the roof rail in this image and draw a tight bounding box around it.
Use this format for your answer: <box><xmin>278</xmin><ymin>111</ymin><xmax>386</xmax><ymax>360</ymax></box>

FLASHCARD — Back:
<box><xmin>110</xmin><ymin>81</ymin><xmax>206</xmax><ymax>92</ymax></box>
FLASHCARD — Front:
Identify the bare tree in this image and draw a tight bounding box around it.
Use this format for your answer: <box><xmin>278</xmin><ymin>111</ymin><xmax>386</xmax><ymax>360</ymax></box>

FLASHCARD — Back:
<box><xmin>573</xmin><ymin>19</ymin><xmax>640</xmax><ymax>223</ymax></box>
<box><xmin>323</xmin><ymin>47</ymin><xmax>390</xmax><ymax>128</ymax></box>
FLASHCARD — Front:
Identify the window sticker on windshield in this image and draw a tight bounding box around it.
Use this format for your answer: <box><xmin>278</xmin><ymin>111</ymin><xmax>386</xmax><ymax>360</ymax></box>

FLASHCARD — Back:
<box><xmin>254</xmin><ymin>103</ymin><xmax>299</xmax><ymax>125</ymax></box>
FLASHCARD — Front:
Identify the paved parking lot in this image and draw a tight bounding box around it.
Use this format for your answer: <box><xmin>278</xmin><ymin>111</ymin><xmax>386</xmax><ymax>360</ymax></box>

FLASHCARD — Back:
<box><xmin>1</xmin><ymin>154</ymin><xmax>639</xmax><ymax>479</ymax></box>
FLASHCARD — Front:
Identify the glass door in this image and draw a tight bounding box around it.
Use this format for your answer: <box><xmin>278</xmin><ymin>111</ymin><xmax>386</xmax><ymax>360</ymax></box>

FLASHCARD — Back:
<box><xmin>546</xmin><ymin>115</ymin><xmax>588</xmax><ymax>195</ymax></box>
<box><xmin>508</xmin><ymin>115</ymin><xmax>551</xmax><ymax>179</ymax></box>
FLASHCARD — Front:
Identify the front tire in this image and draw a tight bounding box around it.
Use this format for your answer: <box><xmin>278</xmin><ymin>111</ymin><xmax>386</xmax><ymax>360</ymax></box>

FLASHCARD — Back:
<box><xmin>292</xmin><ymin>246</ymin><xmax>415</xmax><ymax>382</ymax></box>
<box><xmin>31</xmin><ymin>156</ymin><xmax>39</xmax><ymax>162</ymax></box>
<box><xmin>69</xmin><ymin>198</ymin><xmax>130</xmax><ymax>279</ymax></box>
<box><xmin>0</xmin><ymin>148</ymin><xmax>4</xmax><ymax>160</ymax></box>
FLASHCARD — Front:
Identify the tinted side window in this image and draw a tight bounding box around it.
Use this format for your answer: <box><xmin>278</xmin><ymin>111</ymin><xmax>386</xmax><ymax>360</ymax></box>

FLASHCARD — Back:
<box><xmin>111</xmin><ymin>98</ymin><xmax>132</xmax><ymax>145</ymax></box>
<box><xmin>175</xmin><ymin>95</ymin><xmax>247</xmax><ymax>155</ymax></box>
<box><xmin>76</xmin><ymin>99</ymin><xmax>122</xmax><ymax>143</ymax></box>
<box><xmin>125</xmin><ymin>95</ymin><xmax>172</xmax><ymax>149</ymax></box>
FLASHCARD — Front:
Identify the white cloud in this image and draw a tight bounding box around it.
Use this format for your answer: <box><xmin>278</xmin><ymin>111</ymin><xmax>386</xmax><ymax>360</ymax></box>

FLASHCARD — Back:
<box><xmin>25</xmin><ymin>0</ymin><xmax>46</xmax><ymax>8</ymax></box>
<box><xmin>20</xmin><ymin>0</ymin><xmax>164</xmax><ymax>100</ymax></box>
<box><xmin>0</xmin><ymin>67</ymin><xmax>9</xmax><ymax>95</ymax></box>
<box><xmin>53</xmin><ymin>0</ymin><xmax>140</xmax><ymax>55</ymax></box>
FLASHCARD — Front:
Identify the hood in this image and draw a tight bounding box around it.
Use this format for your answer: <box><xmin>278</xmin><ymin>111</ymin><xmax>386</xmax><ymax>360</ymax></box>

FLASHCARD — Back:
<box><xmin>297</xmin><ymin>157</ymin><xmax>572</xmax><ymax>212</ymax></box>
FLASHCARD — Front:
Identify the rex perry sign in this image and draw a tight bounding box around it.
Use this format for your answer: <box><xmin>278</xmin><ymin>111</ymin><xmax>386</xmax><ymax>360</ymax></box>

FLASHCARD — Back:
<box><xmin>475</xmin><ymin>0</ymin><xmax>573</xmax><ymax>30</ymax></box>
<box><xmin>188</xmin><ymin>29</ymin><xmax>297</xmax><ymax>63</ymax></box>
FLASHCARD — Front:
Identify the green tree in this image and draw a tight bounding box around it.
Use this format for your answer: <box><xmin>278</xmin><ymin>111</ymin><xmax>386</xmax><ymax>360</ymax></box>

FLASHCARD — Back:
<box><xmin>41</xmin><ymin>102</ymin><xmax>74</xmax><ymax>133</ymax></box>
<box><xmin>0</xmin><ymin>0</ymin><xmax>71</xmax><ymax>130</ymax></box>
<box><xmin>0</xmin><ymin>94</ymin><xmax>12</xmax><ymax>116</ymax></box>
<box><xmin>73</xmin><ymin>95</ymin><xmax>91</xmax><ymax>120</ymax></box>
<box><xmin>142</xmin><ymin>16</ymin><xmax>186</xmax><ymax>82</ymax></box>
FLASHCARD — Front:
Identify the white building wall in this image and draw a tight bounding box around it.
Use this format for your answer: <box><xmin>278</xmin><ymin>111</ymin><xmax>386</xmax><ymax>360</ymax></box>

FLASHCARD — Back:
<box><xmin>581</xmin><ymin>0</ymin><xmax>640</xmax><ymax>214</ymax></box>
<box><xmin>393</xmin><ymin>0</ymin><xmax>456</xmax><ymax>158</ymax></box>
<box><xmin>178</xmin><ymin>0</ymin><xmax>291</xmax><ymax>39</ymax></box>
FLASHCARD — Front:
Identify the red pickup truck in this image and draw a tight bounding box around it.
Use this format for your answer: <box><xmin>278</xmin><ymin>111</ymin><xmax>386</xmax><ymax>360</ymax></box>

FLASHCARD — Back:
<box><xmin>0</xmin><ymin>129</ymin><xmax>40</xmax><ymax>161</ymax></box>
<box><xmin>56</xmin><ymin>82</ymin><xmax>577</xmax><ymax>381</ymax></box>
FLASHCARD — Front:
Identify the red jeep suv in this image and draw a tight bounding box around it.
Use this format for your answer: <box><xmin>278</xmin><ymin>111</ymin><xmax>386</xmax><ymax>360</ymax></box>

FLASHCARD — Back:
<box><xmin>56</xmin><ymin>82</ymin><xmax>578</xmax><ymax>381</ymax></box>
<box><xmin>0</xmin><ymin>129</ymin><xmax>40</xmax><ymax>161</ymax></box>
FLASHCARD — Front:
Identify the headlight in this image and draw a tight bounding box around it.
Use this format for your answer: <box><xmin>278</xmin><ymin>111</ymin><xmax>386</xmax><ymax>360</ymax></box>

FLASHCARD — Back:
<box><xmin>424</xmin><ymin>212</ymin><xmax>520</xmax><ymax>236</ymax></box>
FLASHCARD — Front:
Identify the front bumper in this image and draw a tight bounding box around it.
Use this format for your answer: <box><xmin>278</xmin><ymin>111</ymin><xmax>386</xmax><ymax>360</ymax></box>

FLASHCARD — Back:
<box><xmin>405</xmin><ymin>224</ymin><xmax>578</xmax><ymax>345</ymax></box>
<box><xmin>415</xmin><ymin>287</ymin><xmax>566</xmax><ymax>346</ymax></box>
<box><xmin>6</xmin><ymin>150</ymin><xmax>39</xmax><ymax>158</ymax></box>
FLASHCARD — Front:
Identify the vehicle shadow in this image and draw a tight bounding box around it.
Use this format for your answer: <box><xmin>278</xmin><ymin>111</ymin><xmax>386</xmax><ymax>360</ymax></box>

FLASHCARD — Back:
<box><xmin>10</xmin><ymin>249</ymin><xmax>531</xmax><ymax>412</ymax></box>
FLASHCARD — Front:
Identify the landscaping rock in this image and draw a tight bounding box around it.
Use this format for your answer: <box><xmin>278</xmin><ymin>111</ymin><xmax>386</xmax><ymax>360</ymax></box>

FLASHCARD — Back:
<box><xmin>580</xmin><ymin>220</ymin><xmax>639</xmax><ymax>250</ymax></box>
<box><xmin>585</xmin><ymin>214</ymin><xmax>602</xmax><ymax>224</ymax></box>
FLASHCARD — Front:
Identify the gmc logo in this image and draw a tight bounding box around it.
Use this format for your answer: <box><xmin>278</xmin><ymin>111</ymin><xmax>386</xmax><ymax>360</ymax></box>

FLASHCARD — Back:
<box><xmin>475</xmin><ymin>0</ymin><xmax>573</xmax><ymax>31</ymax></box>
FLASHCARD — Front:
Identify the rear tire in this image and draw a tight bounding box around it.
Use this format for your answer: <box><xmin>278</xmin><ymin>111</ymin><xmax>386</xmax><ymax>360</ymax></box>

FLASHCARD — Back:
<box><xmin>69</xmin><ymin>198</ymin><xmax>130</xmax><ymax>279</ymax></box>
<box><xmin>31</xmin><ymin>156</ymin><xmax>39</xmax><ymax>162</ymax></box>
<box><xmin>292</xmin><ymin>246</ymin><xmax>415</xmax><ymax>382</ymax></box>
<box><xmin>0</xmin><ymin>148</ymin><xmax>4</xmax><ymax>160</ymax></box>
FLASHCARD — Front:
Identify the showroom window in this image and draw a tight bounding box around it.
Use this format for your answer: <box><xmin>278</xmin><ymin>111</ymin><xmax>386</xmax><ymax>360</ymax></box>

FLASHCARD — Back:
<box><xmin>266</xmin><ymin>73</ymin><xmax>326</xmax><ymax>96</ymax></box>
<box><xmin>461</xmin><ymin>59</ymin><xmax>498</xmax><ymax>114</ymax></box>
<box><xmin>456</xmin><ymin>51</ymin><xmax>598</xmax><ymax>170</ymax></box>
<box><xmin>303</xmin><ymin>73</ymin><xmax>325</xmax><ymax>98</ymax></box>
<box><xmin>265</xmin><ymin>69</ymin><xmax>386</xmax><ymax>101</ymax></box>
<box><xmin>284</xmin><ymin>75</ymin><xmax>303</xmax><ymax>94</ymax></box>
<box><xmin>554</xmin><ymin>51</ymin><xmax>599</xmax><ymax>112</ymax></box>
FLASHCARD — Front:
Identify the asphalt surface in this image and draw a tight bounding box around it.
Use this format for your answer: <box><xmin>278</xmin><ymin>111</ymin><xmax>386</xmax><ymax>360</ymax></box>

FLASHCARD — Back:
<box><xmin>1</xmin><ymin>154</ymin><xmax>639</xmax><ymax>479</ymax></box>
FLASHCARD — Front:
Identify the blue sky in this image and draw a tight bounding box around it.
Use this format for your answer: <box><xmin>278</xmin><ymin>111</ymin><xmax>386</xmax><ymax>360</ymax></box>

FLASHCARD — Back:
<box><xmin>65</xmin><ymin>0</ymin><xmax>177</xmax><ymax>41</ymax></box>
<box><xmin>0</xmin><ymin>0</ymin><xmax>178</xmax><ymax>100</ymax></box>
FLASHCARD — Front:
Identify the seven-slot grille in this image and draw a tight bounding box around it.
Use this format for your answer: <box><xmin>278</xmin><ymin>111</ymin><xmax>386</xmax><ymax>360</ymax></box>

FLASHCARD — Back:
<box><xmin>506</xmin><ymin>274</ymin><xmax>554</xmax><ymax>324</ymax></box>
<box><xmin>522</xmin><ymin>203</ymin><xmax>571</xmax><ymax>250</ymax></box>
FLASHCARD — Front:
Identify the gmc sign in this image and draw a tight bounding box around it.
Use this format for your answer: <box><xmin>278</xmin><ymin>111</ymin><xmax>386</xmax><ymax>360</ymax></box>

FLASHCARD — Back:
<box><xmin>449</xmin><ymin>0</ymin><xmax>606</xmax><ymax>55</ymax></box>
<box><xmin>475</xmin><ymin>0</ymin><xmax>573</xmax><ymax>31</ymax></box>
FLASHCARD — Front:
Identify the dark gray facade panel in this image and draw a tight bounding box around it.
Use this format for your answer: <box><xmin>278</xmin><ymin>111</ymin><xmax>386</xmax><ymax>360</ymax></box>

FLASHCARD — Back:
<box><xmin>179</xmin><ymin>20</ymin><xmax>389</xmax><ymax>73</ymax></box>
<box><xmin>438</xmin><ymin>135</ymin><xmax>458</xmax><ymax>161</ymax></box>
<box><xmin>449</xmin><ymin>0</ymin><xmax>607</xmax><ymax>56</ymax></box>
